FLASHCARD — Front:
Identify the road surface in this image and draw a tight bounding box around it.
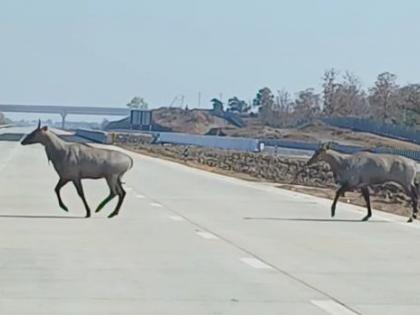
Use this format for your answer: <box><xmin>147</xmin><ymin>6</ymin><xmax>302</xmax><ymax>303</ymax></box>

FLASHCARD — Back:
<box><xmin>1</xmin><ymin>126</ymin><xmax>420</xmax><ymax>315</ymax></box>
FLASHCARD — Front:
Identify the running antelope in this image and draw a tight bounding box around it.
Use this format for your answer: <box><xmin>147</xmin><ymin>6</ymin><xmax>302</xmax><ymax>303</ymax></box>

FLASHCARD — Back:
<box><xmin>307</xmin><ymin>143</ymin><xmax>418</xmax><ymax>222</ymax></box>
<box><xmin>21</xmin><ymin>121</ymin><xmax>133</xmax><ymax>218</ymax></box>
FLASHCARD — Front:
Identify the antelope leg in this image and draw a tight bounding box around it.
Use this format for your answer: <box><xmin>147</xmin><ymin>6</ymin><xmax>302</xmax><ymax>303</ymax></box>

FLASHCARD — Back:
<box><xmin>97</xmin><ymin>176</ymin><xmax>118</xmax><ymax>213</ymax></box>
<box><xmin>361</xmin><ymin>187</ymin><xmax>372</xmax><ymax>221</ymax></box>
<box><xmin>73</xmin><ymin>179</ymin><xmax>91</xmax><ymax>218</ymax></box>
<box><xmin>95</xmin><ymin>193</ymin><xmax>116</xmax><ymax>213</ymax></box>
<box><xmin>108</xmin><ymin>179</ymin><xmax>126</xmax><ymax>218</ymax></box>
<box><xmin>55</xmin><ymin>178</ymin><xmax>70</xmax><ymax>212</ymax></box>
<box><xmin>331</xmin><ymin>184</ymin><xmax>348</xmax><ymax>217</ymax></box>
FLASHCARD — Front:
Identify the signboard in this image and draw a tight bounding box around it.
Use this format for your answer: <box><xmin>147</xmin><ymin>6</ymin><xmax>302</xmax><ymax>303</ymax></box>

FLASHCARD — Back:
<box><xmin>130</xmin><ymin>110</ymin><xmax>152</xmax><ymax>130</ymax></box>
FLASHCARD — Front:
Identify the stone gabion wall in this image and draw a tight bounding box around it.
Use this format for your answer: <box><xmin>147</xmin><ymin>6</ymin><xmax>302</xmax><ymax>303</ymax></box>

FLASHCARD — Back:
<box><xmin>114</xmin><ymin>133</ymin><xmax>336</xmax><ymax>187</ymax></box>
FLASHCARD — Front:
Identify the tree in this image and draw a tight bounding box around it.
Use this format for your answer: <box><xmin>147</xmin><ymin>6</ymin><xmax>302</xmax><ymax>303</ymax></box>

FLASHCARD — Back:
<box><xmin>399</xmin><ymin>84</ymin><xmax>420</xmax><ymax>114</ymax></box>
<box><xmin>293</xmin><ymin>88</ymin><xmax>321</xmax><ymax>123</ymax></box>
<box><xmin>253</xmin><ymin>87</ymin><xmax>274</xmax><ymax>111</ymax></box>
<box><xmin>127</xmin><ymin>96</ymin><xmax>149</xmax><ymax>110</ymax></box>
<box><xmin>227</xmin><ymin>97</ymin><xmax>249</xmax><ymax>113</ymax></box>
<box><xmin>395</xmin><ymin>84</ymin><xmax>420</xmax><ymax>126</ymax></box>
<box><xmin>269</xmin><ymin>89</ymin><xmax>294</xmax><ymax>127</ymax></box>
<box><xmin>322</xmin><ymin>69</ymin><xmax>369</xmax><ymax>117</ymax></box>
<box><xmin>276</xmin><ymin>89</ymin><xmax>292</xmax><ymax>114</ymax></box>
<box><xmin>368</xmin><ymin>72</ymin><xmax>399</xmax><ymax>123</ymax></box>
<box><xmin>210</xmin><ymin>98</ymin><xmax>224</xmax><ymax>112</ymax></box>
<box><xmin>322</xmin><ymin>68</ymin><xmax>340</xmax><ymax>116</ymax></box>
<box><xmin>253</xmin><ymin>87</ymin><xmax>277</xmax><ymax>125</ymax></box>
<box><xmin>334</xmin><ymin>72</ymin><xmax>369</xmax><ymax>117</ymax></box>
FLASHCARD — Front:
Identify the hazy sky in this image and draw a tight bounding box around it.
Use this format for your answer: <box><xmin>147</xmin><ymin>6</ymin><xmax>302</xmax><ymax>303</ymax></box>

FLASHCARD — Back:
<box><xmin>1</xmin><ymin>0</ymin><xmax>420</xmax><ymax>115</ymax></box>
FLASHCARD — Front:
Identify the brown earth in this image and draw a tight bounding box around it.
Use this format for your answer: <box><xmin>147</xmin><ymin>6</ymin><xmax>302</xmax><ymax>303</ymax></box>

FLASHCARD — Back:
<box><xmin>152</xmin><ymin>108</ymin><xmax>234</xmax><ymax>134</ymax></box>
<box><xmin>114</xmin><ymin>132</ymin><xmax>416</xmax><ymax>220</ymax></box>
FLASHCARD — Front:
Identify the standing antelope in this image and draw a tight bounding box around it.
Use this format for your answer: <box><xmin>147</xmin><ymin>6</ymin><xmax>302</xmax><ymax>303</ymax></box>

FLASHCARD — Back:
<box><xmin>307</xmin><ymin>143</ymin><xmax>418</xmax><ymax>222</ymax></box>
<box><xmin>21</xmin><ymin>121</ymin><xmax>133</xmax><ymax>218</ymax></box>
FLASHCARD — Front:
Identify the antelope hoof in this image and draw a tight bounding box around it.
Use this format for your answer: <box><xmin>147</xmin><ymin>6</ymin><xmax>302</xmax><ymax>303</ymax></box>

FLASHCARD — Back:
<box><xmin>59</xmin><ymin>204</ymin><xmax>69</xmax><ymax>212</ymax></box>
<box><xmin>108</xmin><ymin>212</ymin><xmax>118</xmax><ymax>218</ymax></box>
<box><xmin>331</xmin><ymin>209</ymin><xmax>335</xmax><ymax>217</ymax></box>
<box><xmin>407</xmin><ymin>217</ymin><xmax>413</xmax><ymax>223</ymax></box>
<box><xmin>85</xmin><ymin>213</ymin><xmax>91</xmax><ymax>218</ymax></box>
<box><xmin>362</xmin><ymin>215</ymin><xmax>371</xmax><ymax>222</ymax></box>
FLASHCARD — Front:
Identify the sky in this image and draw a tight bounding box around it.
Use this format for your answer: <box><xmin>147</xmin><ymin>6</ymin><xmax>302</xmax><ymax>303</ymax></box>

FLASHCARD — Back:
<box><xmin>1</xmin><ymin>0</ymin><xmax>420</xmax><ymax>121</ymax></box>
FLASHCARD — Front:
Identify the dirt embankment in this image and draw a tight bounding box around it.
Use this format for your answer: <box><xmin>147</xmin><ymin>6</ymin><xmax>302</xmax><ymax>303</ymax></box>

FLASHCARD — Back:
<box><xmin>152</xmin><ymin>108</ymin><xmax>234</xmax><ymax>134</ymax></box>
<box><xmin>222</xmin><ymin>119</ymin><xmax>420</xmax><ymax>151</ymax></box>
<box><xmin>114</xmin><ymin>132</ymin><xmax>415</xmax><ymax>219</ymax></box>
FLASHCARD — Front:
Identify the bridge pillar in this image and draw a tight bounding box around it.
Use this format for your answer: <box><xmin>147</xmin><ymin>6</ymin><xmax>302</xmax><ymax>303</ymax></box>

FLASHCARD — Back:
<box><xmin>61</xmin><ymin>113</ymin><xmax>67</xmax><ymax>129</ymax></box>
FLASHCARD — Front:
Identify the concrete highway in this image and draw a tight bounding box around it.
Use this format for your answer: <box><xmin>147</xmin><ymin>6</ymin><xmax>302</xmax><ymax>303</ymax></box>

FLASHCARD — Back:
<box><xmin>1</xmin><ymin>126</ymin><xmax>420</xmax><ymax>315</ymax></box>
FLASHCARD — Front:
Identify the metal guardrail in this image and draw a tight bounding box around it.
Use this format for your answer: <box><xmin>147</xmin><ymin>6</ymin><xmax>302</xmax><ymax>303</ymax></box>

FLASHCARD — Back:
<box><xmin>75</xmin><ymin>129</ymin><xmax>111</xmax><ymax>144</ymax></box>
<box><xmin>156</xmin><ymin>132</ymin><xmax>261</xmax><ymax>152</ymax></box>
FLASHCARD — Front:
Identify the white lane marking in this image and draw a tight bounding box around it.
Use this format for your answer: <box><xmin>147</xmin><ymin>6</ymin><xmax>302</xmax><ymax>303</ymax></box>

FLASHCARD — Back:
<box><xmin>135</xmin><ymin>194</ymin><xmax>145</xmax><ymax>199</ymax></box>
<box><xmin>196</xmin><ymin>231</ymin><xmax>219</xmax><ymax>240</ymax></box>
<box><xmin>240</xmin><ymin>257</ymin><xmax>273</xmax><ymax>270</ymax></box>
<box><xmin>168</xmin><ymin>215</ymin><xmax>186</xmax><ymax>222</ymax></box>
<box><xmin>150</xmin><ymin>202</ymin><xmax>163</xmax><ymax>208</ymax></box>
<box><xmin>311</xmin><ymin>300</ymin><xmax>358</xmax><ymax>315</ymax></box>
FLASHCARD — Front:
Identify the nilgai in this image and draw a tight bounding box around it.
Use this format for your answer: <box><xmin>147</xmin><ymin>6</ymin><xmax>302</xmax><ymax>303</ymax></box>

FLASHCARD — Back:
<box><xmin>306</xmin><ymin>143</ymin><xmax>418</xmax><ymax>222</ymax></box>
<box><xmin>21</xmin><ymin>121</ymin><xmax>133</xmax><ymax>218</ymax></box>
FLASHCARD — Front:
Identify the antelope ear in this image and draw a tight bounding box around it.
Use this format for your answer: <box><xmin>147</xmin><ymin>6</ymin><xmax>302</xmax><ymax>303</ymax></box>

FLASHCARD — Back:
<box><xmin>42</xmin><ymin>126</ymin><xmax>48</xmax><ymax>131</ymax></box>
<box><xmin>37</xmin><ymin>119</ymin><xmax>41</xmax><ymax>129</ymax></box>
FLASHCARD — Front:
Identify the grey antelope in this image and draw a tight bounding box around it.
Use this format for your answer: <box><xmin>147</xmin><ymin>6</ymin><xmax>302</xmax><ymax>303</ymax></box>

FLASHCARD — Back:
<box><xmin>307</xmin><ymin>143</ymin><xmax>418</xmax><ymax>222</ymax></box>
<box><xmin>21</xmin><ymin>121</ymin><xmax>133</xmax><ymax>218</ymax></box>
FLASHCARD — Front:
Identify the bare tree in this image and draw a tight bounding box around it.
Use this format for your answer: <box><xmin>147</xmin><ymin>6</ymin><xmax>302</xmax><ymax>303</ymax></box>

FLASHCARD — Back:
<box><xmin>335</xmin><ymin>72</ymin><xmax>369</xmax><ymax>117</ymax></box>
<box><xmin>368</xmin><ymin>72</ymin><xmax>400</xmax><ymax>123</ymax></box>
<box><xmin>273</xmin><ymin>89</ymin><xmax>294</xmax><ymax>127</ymax></box>
<box><xmin>322</xmin><ymin>68</ymin><xmax>340</xmax><ymax>116</ymax></box>
<box><xmin>396</xmin><ymin>84</ymin><xmax>420</xmax><ymax>127</ymax></box>
<box><xmin>293</xmin><ymin>88</ymin><xmax>321</xmax><ymax>124</ymax></box>
<box><xmin>277</xmin><ymin>89</ymin><xmax>292</xmax><ymax>113</ymax></box>
<box><xmin>322</xmin><ymin>69</ymin><xmax>369</xmax><ymax>117</ymax></box>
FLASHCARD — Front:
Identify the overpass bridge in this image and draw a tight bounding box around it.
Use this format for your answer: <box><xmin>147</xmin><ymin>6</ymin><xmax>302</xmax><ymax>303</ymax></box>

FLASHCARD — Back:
<box><xmin>0</xmin><ymin>104</ymin><xmax>130</xmax><ymax>128</ymax></box>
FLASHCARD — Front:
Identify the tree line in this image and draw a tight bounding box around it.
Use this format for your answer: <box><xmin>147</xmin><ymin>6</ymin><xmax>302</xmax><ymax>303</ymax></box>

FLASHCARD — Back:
<box><xmin>211</xmin><ymin>70</ymin><xmax>420</xmax><ymax>128</ymax></box>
